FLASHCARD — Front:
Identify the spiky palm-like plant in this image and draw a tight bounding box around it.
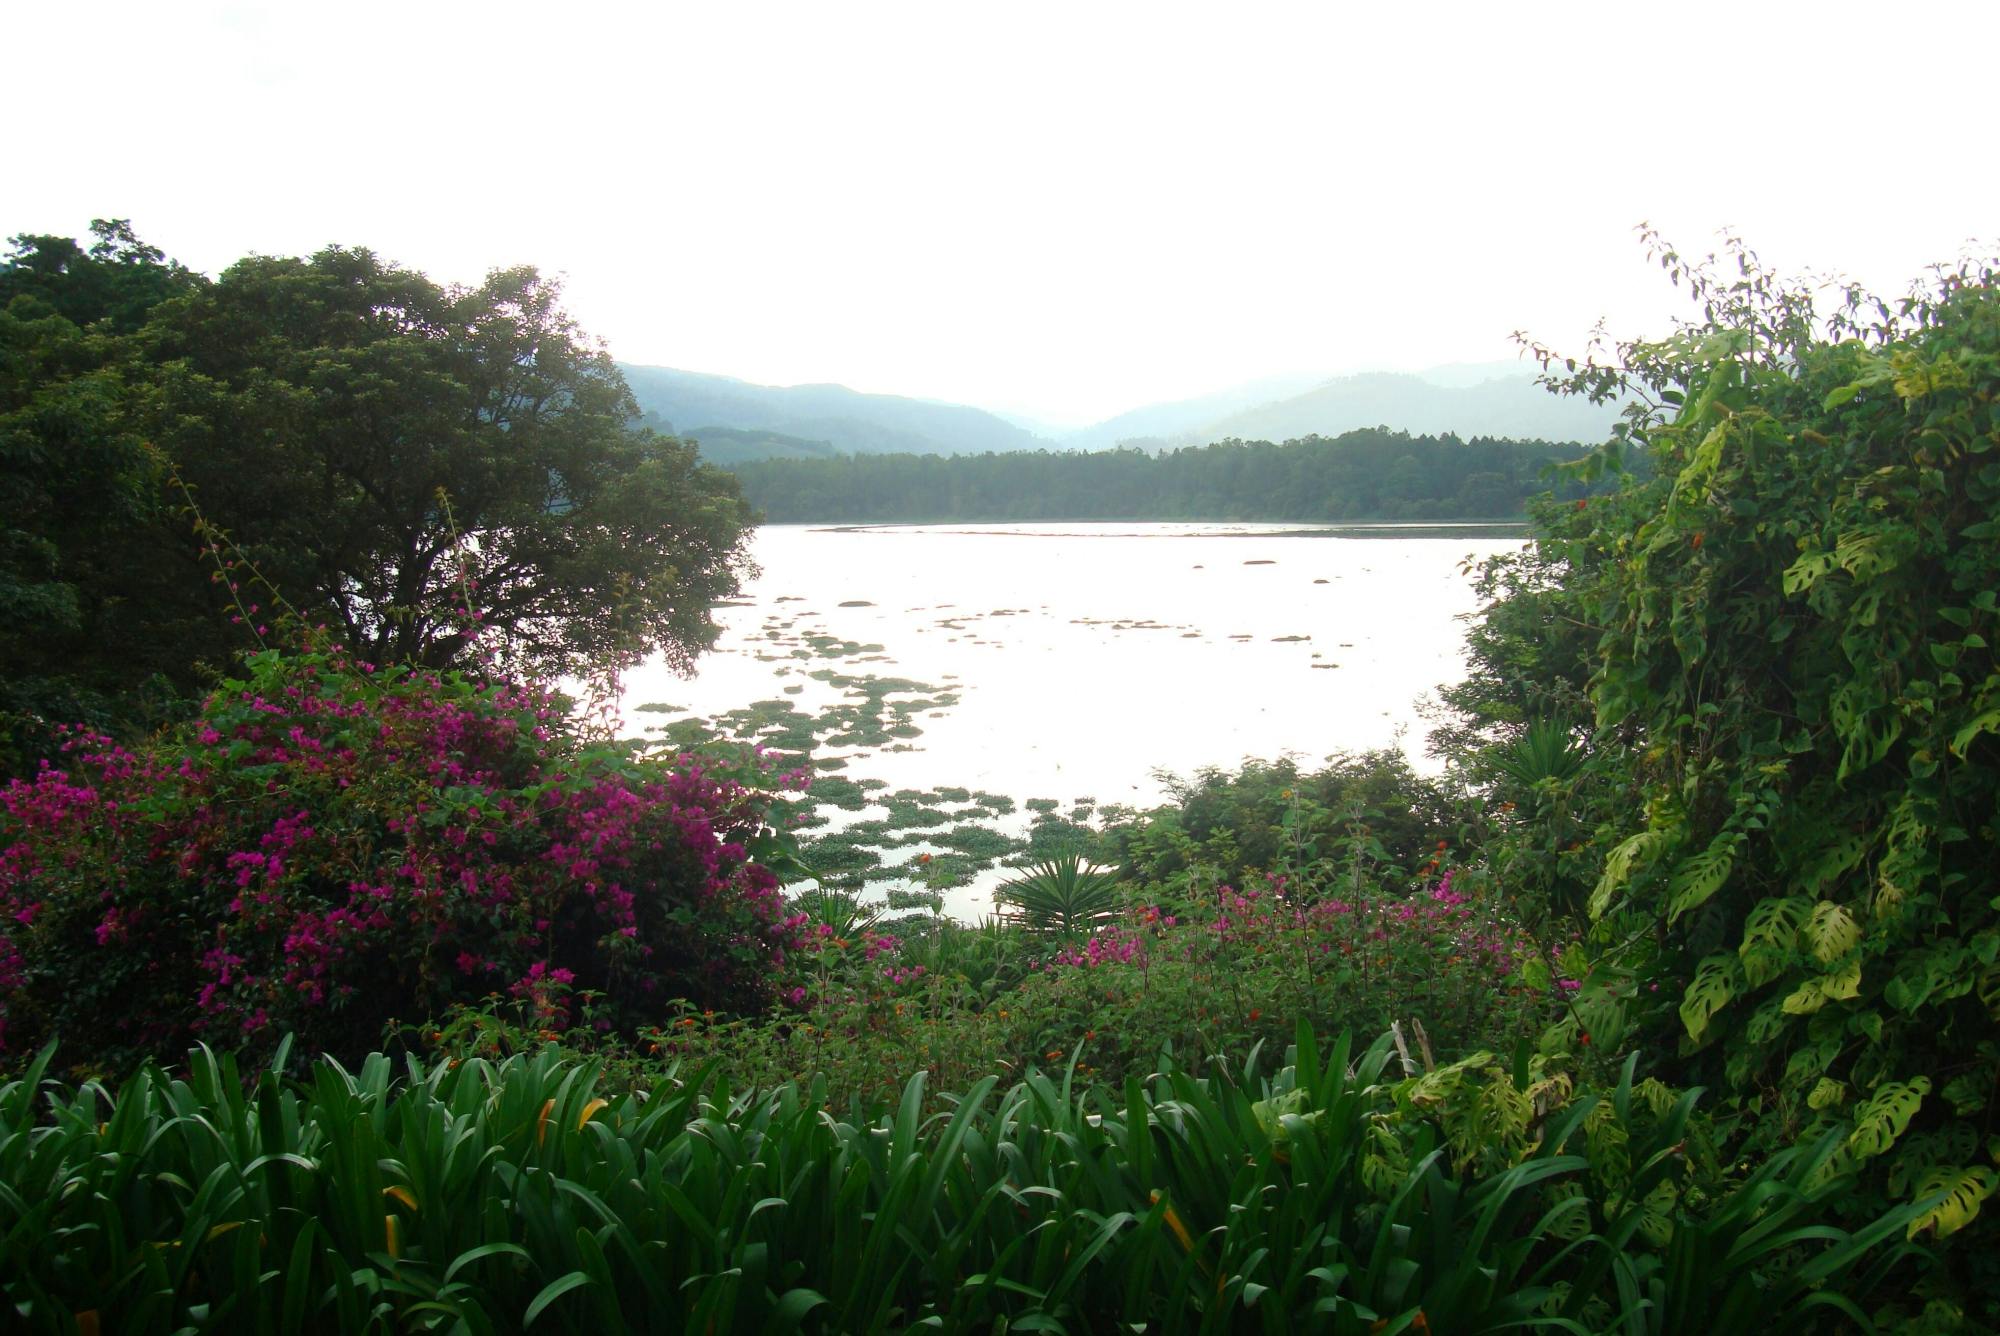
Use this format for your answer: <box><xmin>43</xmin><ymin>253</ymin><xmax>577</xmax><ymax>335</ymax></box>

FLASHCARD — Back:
<box><xmin>995</xmin><ymin>853</ymin><xmax>1120</xmax><ymax>939</ymax></box>
<box><xmin>1487</xmin><ymin>719</ymin><xmax>1588</xmax><ymax>793</ymax></box>
<box><xmin>789</xmin><ymin>886</ymin><xmax>881</xmax><ymax>938</ymax></box>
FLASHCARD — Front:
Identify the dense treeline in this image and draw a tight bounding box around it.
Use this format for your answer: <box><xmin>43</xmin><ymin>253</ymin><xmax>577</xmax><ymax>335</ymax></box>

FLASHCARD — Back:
<box><xmin>724</xmin><ymin>428</ymin><xmax>1611</xmax><ymax>522</ymax></box>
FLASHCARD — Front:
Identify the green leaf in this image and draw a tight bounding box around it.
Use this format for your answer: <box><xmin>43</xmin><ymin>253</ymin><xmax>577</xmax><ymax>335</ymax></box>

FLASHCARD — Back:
<box><xmin>1951</xmin><ymin>708</ymin><xmax>2000</xmax><ymax>757</ymax></box>
<box><xmin>1679</xmin><ymin>954</ymin><xmax>1740</xmax><ymax>1043</ymax></box>
<box><xmin>1820</xmin><ymin>957</ymin><xmax>1863</xmax><ymax>1001</ymax></box>
<box><xmin>443</xmin><ymin>1242</ymin><xmax>532</xmax><ymax>1285</ymax></box>
<box><xmin>524</xmin><ymin>1271</ymin><xmax>597</xmax><ymax>1328</ymax></box>
<box><xmin>1591</xmin><ymin>829</ymin><xmax>1664</xmax><ymax>919</ymax></box>
<box><xmin>1806</xmin><ymin>901</ymin><xmax>1862</xmax><ymax>963</ymax></box>
<box><xmin>1907</xmin><ymin>1166</ymin><xmax>1998</xmax><ymax>1239</ymax></box>
<box><xmin>1848</xmin><ymin>1078</ymin><xmax>1931</xmax><ymax>1159</ymax></box>
<box><xmin>1666</xmin><ymin>845</ymin><xmax>1735</xmax><ymax>923</ymax></box>
<box><xmin>1801</xmin><ymin>832</ymin><xmax>1871</xmax><ymax>894</ymax></box>
<box><xmin>1942</xmin><ymin>1072</ymin><xmax>1990</xmax><ymax>1117</ymax></box>
<box><xmin>1782</xmin><ymin>978</ymin><xmax>1831</xmax><ymax>1016</ymax></box>
<box><xmin>1782</xmin><ymin>550</ymin><xmax>1837</xmax><ymax>595</ymax></box>
<box><xmin>1741</xmin><ymin>896</ymin><xmax>1810</xmax><ymax>957</ymax></box>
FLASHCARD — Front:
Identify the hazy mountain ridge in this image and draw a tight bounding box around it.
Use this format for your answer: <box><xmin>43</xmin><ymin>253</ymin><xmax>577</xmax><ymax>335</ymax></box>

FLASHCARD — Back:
<box><xmin>624</xmin><ymin>361</ymin><xmax>1620</xmax><ymax>467</ymax></box>
<box><xmin>1058</xmin><ymin>372</ymin><xmax>1330</xmax><ymax>451</ymax></box>
<box><xmin>1193</xmin><ymin>369</ymin><xmax>1623</xmax><ymax>446</ymax></box>
<box><xmin>620</xmin><ymin>364</ymin><xmax>1053</xmax><ymax>458</ymax></box>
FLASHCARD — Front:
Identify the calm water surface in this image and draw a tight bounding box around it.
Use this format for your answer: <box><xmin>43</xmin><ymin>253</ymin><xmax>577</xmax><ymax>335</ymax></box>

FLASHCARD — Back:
<box><xmin>617</xmin><ymin>522</ymin><xmax>1523</xmax><ymax>915</ymax></box>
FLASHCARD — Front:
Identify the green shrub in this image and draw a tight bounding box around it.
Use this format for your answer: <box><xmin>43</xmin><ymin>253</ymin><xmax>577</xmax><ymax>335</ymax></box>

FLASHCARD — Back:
<box><xmin>1102</xmin><ymin>753</ymin><xmax>1468</xmax><ymax>907</ymax></box>
<box><xmin>1425</xmin><ymin>242</ymin><xmax>2000</xmax><ymax>1322</ymax></box>
<box><xmin>1505</xmin><ymin>246</ymin><xmax>2000</xmax><ymax>1275</ymax></box>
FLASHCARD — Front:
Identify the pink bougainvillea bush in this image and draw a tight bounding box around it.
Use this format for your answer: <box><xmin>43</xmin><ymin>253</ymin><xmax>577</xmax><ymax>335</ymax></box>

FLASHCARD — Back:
<box><xmin>0</xmin><ymin>649</ymin><xmax>807</xmax><ymax>1069</ymax></box>
<box><xmin>978</xmin><ymin>872</ymin><xmax>1565</xmax><ymax>1087</ymax></box>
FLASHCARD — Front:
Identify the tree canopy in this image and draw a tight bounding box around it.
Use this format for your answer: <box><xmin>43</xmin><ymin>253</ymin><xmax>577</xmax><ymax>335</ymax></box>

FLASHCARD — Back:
<box><xmin>0</xmin><ymin>221</ymin><xmax>210</xmax><ymax>770</ymax></box>
<box><xmin>0</xmin><ymin>227</ymin><xmax>757</xmax><ymax>771</ymax></box>
<box><xmin>146</xmin><ymin>248</ymin><xmax>756</xmax><ymax>682</ymax></box>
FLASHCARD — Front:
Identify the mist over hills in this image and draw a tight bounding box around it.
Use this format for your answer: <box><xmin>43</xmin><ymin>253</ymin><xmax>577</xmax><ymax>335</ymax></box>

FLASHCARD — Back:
<box><xmin>623</xmin><ymin>361</ymin><xmax>1622</xmax><ymax>467</ymax></box>
<box><xmin>1056</xmin><ymin>372</ymin><xmax>1331</xmax><ymax>451</ymax></box>
<box><xmin>1064</xmin><ymin>363</ymin><xmax>1623</xmax><ymax>451</ymax></box>
<box><xmin>1185</xmin><ymin>367</ymin><xmax>1624</xmax><ymax>447</ymax></box>
<box><xmin>620</xmin><ymin>365</ymin><xmax>1052</xmax><ymax>459</ymax></box>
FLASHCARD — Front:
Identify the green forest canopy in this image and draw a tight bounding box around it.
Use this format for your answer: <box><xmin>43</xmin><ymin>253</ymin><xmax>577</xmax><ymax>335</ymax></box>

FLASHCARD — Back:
<box><xmin>721</xmin><ymin>428</ymin><xmax>1609</xmax><ymax>523</ymax></box>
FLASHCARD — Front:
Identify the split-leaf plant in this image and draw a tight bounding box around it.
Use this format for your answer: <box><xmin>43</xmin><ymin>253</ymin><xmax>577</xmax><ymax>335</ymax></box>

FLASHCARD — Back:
<box><xmin>1514</xmin><ymin>237</ymin><xmax>2000</xmax><ymax>1296</ymax></box>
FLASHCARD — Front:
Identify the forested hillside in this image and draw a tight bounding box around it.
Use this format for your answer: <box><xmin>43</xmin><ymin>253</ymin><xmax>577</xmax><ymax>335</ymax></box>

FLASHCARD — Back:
<box><xmin>726</xmin><ymin>428</ymin><xmax>1606</xmax><ymax>522</ymax></box>
<box><xmin>655</xmin><ymin>422</ymin><xmax>845</xmax><ymax>466</ymax></box>
<box><xmin>620</xmin><ymin>363</ymin><xmax>1052</xmax><ymax>457</ymax></box>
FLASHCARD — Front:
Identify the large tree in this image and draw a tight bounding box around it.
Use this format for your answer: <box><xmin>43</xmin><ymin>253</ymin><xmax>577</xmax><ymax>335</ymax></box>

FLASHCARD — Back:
<box><xmin>0</xmin><ymin>222</ymin><xmax>211</xmax><ymax>772</ymax></box>
<box><xmin>145</xmin><ymin>248</ymin><xmax>756</xmax><ymax>682</ymax></box>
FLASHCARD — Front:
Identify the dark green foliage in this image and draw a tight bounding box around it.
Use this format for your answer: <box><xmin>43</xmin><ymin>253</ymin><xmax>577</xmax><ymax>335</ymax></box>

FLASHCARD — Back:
<box><xmin>1450</xmin><ymin>240</ymin><xmax>2000</xmax><ymax>1292</ymax></box>
<box><xmin>0</xmin><ymin>1036</ymin><xmax>1929</xmax><ymax>1333</ymax></box>
<box><xmin>0</xmin><ymin>221</ymin><xmax>198</xmax><ymax>336</ymax></box>
<box><xmin>147</xmin><ymin>248</ymin><xmax>755</xmax><ymax>682</ymax></box>
<box><xmin>0</xmin><ymin>223</ymin><xmax>215</xmax><ymax>773</ymax></box>
<box><xmin>727</xmin><ymin>427</ymin><xmax>1607</xmax><ymax>522</ymax></box>
<box><xmin>1103</xmin><ymin>753</ymin><xmax>1466</xmax><ymax>905</ymax></box>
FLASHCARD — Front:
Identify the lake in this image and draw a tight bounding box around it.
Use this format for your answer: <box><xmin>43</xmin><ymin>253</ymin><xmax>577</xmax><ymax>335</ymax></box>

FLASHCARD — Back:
<box><xmin>617</xmin><ymin>522</ymin><xmax>1524</xmax><ymax>918</ymax></box>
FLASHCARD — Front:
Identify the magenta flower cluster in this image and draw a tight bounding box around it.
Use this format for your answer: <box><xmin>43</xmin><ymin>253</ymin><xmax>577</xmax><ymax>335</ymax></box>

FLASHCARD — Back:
<box><xmin>0</xmin><ymin>649</ymin><xmax>805</xmax><ymax>1062</ymax></box>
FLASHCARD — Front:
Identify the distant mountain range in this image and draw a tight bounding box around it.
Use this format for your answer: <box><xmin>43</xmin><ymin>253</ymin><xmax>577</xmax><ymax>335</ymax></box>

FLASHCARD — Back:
<box><xmin>1175</xmin><ymin>367</ymin><xmax>1624</xmax><ymax>448</ymax></box>
<box><xmin>620</xmin><ymin>365</ymin><xmax>1052</xmax><ymax>461</ymax></box>
<box><xmin>1056</xmin><ymin>372</ymin><xmax>1331</xmax><ymax>452</ymax></box>
<box><xmin>620</xmin><ymin>361</ymin><xmax>1623</xmax><ymax>466</ymax></box>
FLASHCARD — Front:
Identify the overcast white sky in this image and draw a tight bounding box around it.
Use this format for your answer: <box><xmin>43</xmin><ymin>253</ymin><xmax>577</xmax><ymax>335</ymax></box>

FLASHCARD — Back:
<box><xmin>8</xmin><ymin>1</ymin><xmax>1995</xmax><ymax>425</ymax></box>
